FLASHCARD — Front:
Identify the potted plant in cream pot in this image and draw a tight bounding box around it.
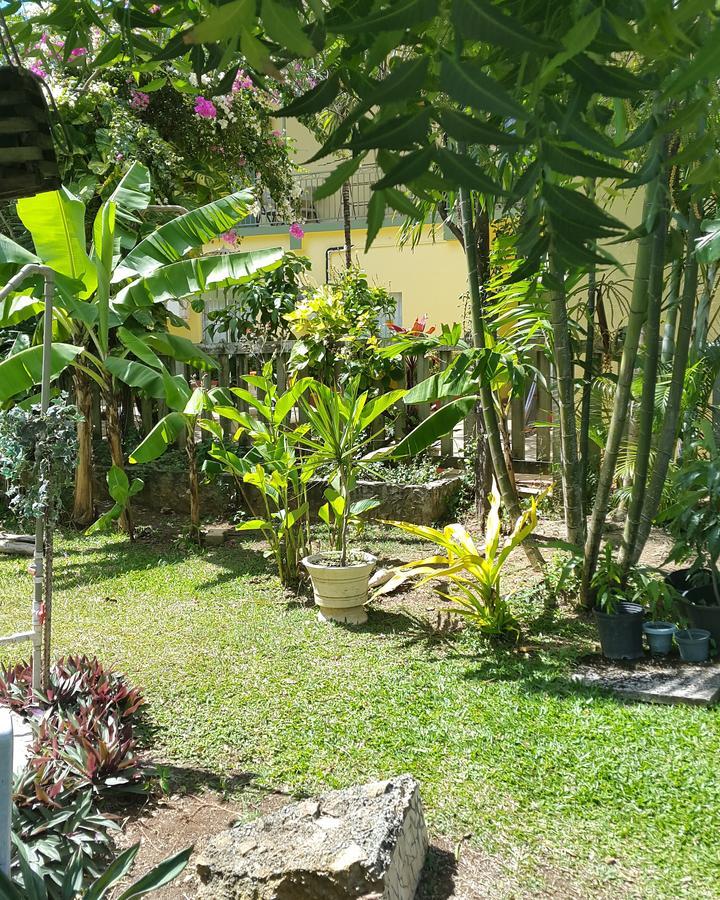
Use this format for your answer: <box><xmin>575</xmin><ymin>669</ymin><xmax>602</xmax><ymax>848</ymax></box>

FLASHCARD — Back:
<box><xmin>299</xmin><ymin>378</ymin><xmax>405</xmax><ymax>624</ymax></box>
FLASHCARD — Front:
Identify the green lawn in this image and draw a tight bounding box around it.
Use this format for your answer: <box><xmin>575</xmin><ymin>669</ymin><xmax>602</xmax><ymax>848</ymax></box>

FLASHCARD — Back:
<box><xmin>0</xmin><ymin>526</ymin><xmax>718</xmax><ymax>898</ymax></box>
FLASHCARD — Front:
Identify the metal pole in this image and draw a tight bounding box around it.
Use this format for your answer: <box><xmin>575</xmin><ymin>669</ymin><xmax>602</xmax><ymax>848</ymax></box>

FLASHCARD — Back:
<box><xmin>33</xmin><ymin>269</ymin><xmax>54</xmax><ymax>692</ymax></box>
<box><xmin>0</xmin><ymin>710</ymin><xmax>12</xmax><ymax>877</ymax></box>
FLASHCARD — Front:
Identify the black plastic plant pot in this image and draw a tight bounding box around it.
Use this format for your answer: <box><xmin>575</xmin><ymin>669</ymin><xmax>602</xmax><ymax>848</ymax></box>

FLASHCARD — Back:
<box><xmin>664</xmin><ymin>568</ymin><xmax>714</xmax><ymax>597</ymax></box>
<box><xmin>594</xmin><ymin>602</ymin><xmax>644</xmax><ymax>660</ymax></box>
<box><xmin>677</xmin><ymin>597</ymin><xmax>720</xmax><ymax>650</ymax></box>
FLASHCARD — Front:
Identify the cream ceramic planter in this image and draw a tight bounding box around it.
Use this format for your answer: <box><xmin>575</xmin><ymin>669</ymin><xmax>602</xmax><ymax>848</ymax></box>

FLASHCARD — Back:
<box><xmin>303</xmin><ymin>551</ymin><xmax>376</xmax><ymax>624</ymax></box>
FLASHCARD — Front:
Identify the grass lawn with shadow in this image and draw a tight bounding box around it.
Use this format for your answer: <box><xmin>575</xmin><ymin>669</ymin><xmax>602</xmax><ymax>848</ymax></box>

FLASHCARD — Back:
<box><xmin>0</xmin><ymin>524</ymin><xmax>717</xmax><ymax>899</ymax></box>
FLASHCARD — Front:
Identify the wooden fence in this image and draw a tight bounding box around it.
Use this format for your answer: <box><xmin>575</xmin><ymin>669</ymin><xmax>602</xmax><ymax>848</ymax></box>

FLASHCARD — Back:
<box><xmin>81</xmin><ymin>341</ymin><xmax>562</xmax><ymax>473</ymax></box>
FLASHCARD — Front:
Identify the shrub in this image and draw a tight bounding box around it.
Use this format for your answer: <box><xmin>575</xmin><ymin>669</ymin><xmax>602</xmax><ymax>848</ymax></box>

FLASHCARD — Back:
<box><xmin>0</xmin><ymin>655</ymin><xmax>144</xmax><ymax>724</ymax></box>
<box><xmin>0</xmin><ymin>656</ymin><xmax>146</xmax><ymax>800</ymax></box>
<box><xmin>0</xmin><ymin>656</ymin><xmax>148</xmax><ymax>895</ymax></box>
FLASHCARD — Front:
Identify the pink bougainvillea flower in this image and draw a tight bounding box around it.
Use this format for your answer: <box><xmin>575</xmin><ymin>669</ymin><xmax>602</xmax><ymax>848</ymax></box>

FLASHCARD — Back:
<box><xmin>221</xmin><ymin>229</ymin><xmax>239</xmax><ymax>246</ymax></box>
<box><xmin>129</xmin><ymin>89</ymin><xmax>150</xmax><ymax>110</ymax></box>
<box><xmin>194</xmin><ymin>96</ymin><xmax>217</xmax><ymax>119</ymax></box>
<box><xmin>70</xmin><ymin>47</ymin><xmax>87</xmax><ymax>57</ymax></box>
<box><xmin>29</xmin><ymin>62</ymin><xmax>47</xmax><ymax>79</ymax></box>
<box><xmin>289</xmin><ymin>223</ymin><xmax>305</xmax><ymax>240</ymax></box>
<box><xmin>232</xmin><ymin>70</ymin><xmax>254</xmax><ymax>91</ymax></box>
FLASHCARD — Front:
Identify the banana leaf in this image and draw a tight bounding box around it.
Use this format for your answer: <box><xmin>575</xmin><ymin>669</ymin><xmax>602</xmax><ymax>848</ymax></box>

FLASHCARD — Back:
<box><xmin>113</xmin><ymin>190</ymin><xmax>255</xmax><ymax>282</ymax></box>
<box><xmin>112</xmin><ymin>248</ymin><xmax>283</xmax><ymax>311</ymax></box>
<box><xmin>0</xmin><ymin>343</ymin><xmax>83</xmax><ymax>403</ymax></box>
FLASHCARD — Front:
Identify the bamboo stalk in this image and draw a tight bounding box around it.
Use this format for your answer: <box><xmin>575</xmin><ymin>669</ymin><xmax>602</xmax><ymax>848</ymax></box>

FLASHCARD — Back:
<box><xmin>578</xmin><ymin>272</ymin><xmax>597</xmax><ymax>511</ymax></box>
<box><xmin>628</xmin><ymin>213</ymin><xmax>700</xmax><ymax>567</ymax></box>
<box><xmin>547</xmin><ymin>243</ymin><xmax>585</xmax><ymax>544</ymax></box>
<box><xmin>581</xmin><ymin>147</ymin><xmax>663</xmax><ymax>604</ymax></box>
<box><xmin>620</xmin><ymin>189</ymin><xmax>669</xmax><ymax>570</ymax></box>
<box><xmin>660</xmin><ymin>258</ymin><xmax>683</xmax><ymax>364</ymax></box>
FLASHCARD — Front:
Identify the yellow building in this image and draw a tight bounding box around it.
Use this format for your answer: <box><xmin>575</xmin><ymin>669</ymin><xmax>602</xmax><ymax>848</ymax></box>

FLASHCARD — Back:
<box><xmin>181</xmin><ymin>118</ymin><xmax>663</xmax><ymax>346</ymax></box>
<box><xmin>183</xmin><ymin>118</ymin><xmax>471</xmax><ymax>344</ymax></box>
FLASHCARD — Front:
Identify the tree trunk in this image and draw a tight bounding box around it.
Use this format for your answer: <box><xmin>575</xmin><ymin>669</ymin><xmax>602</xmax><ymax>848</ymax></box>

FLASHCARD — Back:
<box><xmin>473</xmin><ymin>405</ymin><xmax>492</xmax><ymax>526</ymax></box>
<box><xmin>72</xmin><ymin>370</ymin><xmax>95</xmax><ymax>526</ymax></box>
<box><xmin>581</xmin><ymin>166</ymin><xmax>662</xmax><ymax>604</ymax></box>
<box><xmin>473</xmin><ymin>206</ymin><xmax>495</xmax><ymax>524</ymax></box>
<box><xmin>628</xmin><ymin>213</ymin><xmax>700</xmax><ymax>568</ymax></box>
<box><xmin>660</xmin><ymin>258</ymin><xmax>683</xmax><ymax>364</ymax></box>
<box><xmin>620</xmin><ymin>196</ymin><xmax>669</xmax><ymax>570</ymax></box>
<box><xmin>547</xmin><ymin>243</ymin><xmax>585</xmax><ymax>545</ymax></box>
<box><xmin>341</xmin><ymin>181</ymin><xmax>352</xmax><ymax>269</ymax></box>
<box><xmin>458</xmin><ymin>180</ymin><xmax>543</xmax><ymax>570</ymax></box>
<box><xmin>103</xmin><ymin>384</ymin><xmax>134</xmax><ymax>540</ymax></box>
<box><xmin>692</xmin><ymin>261</ymin><xmax>716</xmax><ymax>356</ymax></box>
<box><xmin>186</xmin><ymin>424</ymin><xmax>201</xmax><ymax>542</ymax></box>
<box><xmin>579</xmin><ymin>273</ymin><xmax>597</xmax><ymax>512</ymax></box>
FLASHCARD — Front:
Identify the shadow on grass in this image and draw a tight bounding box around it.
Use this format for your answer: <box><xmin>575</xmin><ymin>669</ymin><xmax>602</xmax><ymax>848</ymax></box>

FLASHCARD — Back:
<box><xmin>51</xmin><ymin>536</ymin><xmax>272</xmax><ymax>594</ymax></box>
<box><xmin>415</xmin><ymin>845</ymin><xmax>458</xmax><ymax>900</ymax></box>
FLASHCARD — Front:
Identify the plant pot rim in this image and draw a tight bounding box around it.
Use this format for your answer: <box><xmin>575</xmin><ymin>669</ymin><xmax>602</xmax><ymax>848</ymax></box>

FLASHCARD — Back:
<box><xmin>678</xmin><ymin>590</ymin><xmax>720</xmax><ymax>608</ymax></box>
<box><xmin>303</xmin><ymin>551</ymin><xmax>377</xmax><ymax>570</ymax></box>
<box><xmin>643</xmin><ymin>621</ymin><xmax>676</xmax><ymax>632</ymax></box>
<box><xmin>675</xmin><ymin>628</ymin><xmax>711</xmax><ymax>642</ymax></box>
<box><xmin>593</xmin><ymin>602</ymin><xmax>644</xmax><ymax>619</ymax></box>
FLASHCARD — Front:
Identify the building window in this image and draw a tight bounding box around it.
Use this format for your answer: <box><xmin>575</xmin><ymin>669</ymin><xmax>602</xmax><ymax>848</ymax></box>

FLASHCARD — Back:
<box><xmin>379</xmin><ymin>292</ymin><xmax>402</xmax><ymax>337</ymax></box>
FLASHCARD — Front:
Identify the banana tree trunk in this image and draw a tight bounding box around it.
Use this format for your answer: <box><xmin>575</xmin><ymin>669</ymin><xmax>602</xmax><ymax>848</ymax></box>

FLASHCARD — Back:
<box><xmin>628</xmin><ymin>213</ymin><xmax>700</xmax><ymax>567</ymax></box>
<box><xmin>581</xmin><ymin>166</ymin><xmax>662</xmax><ymax>604</ymax></box>
<box><xmin>548</xmin><ymin>243</ymin><xmax>585</xmax><ymax>545</ymax></box>
<box><xmin>103</xmin><ymin>383</ymin><xmax>134</xmax><ymax>540</ymax></box>
<box><xmin>186</xmin><ymin>423</ymin><xmax>201</xmax><ymax>542</ymax></box>
<box><xmin>458</xmin><ymin>180</ymin><xmax>543</xmax><ymax>570</ymax></box>
<box><xmin>620</xmin><ymin>197</ymin><xmax>669</xmax><ymax>570</ymax></box>
<box><xmin>72</xmin><ymin>369</ymin><xmax>95</xmax><ymax>526</ymax></box>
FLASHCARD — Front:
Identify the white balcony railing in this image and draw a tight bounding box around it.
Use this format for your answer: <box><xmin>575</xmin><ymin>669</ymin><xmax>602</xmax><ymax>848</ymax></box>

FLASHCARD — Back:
<box><xmin>240</xmin><ymin>164</ymin><xmax>381</xmax><ymax>228</ymax></box>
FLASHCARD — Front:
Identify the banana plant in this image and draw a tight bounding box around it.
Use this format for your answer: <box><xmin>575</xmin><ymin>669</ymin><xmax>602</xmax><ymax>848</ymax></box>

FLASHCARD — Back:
<box><xmin>0</xmin><ymin>163</ymin><xmax>283</xmax><ymax>533</ymax></box>
<box><xmin>379</xmin><ymin>492</ymin><xmax>546</xmax><ymax>639</ymax></box>
<box><xmin>129</xmin><ymin>382</ymin><xmax>213</xmax><ymax>542</ymax></box>
<box><xmin>85</xmin><ymin>465</ymin><xmax>145</xmax><ymax>537</ymax></box>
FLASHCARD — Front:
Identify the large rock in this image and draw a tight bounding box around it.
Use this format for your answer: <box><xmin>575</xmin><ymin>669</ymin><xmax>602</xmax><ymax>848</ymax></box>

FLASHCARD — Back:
<box><xmin>196</xmin><ymin>775</ymin><xmax>428</xmax><ymax>900</ymax></box>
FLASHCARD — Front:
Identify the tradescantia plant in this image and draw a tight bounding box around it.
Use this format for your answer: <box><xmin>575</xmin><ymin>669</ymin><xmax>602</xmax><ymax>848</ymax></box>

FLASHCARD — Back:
<box><xmin>0</xmin><ymin>656</ymin><xmax>149</xmax><ymax>896</ymax></box>
<box><xmin>11</xmin><ymin>773</ymin><xmax>120</xmax><ymax>895</ymax></box>
<box><xmin>380</xmin><ymin>493</ymin><xmax>544</xmax><ymax>639</ymax></box>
